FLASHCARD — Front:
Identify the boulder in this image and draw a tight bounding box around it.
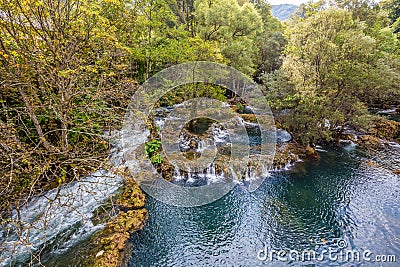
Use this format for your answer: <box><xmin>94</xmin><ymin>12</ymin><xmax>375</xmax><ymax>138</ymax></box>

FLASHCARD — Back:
<box><xmin>276</xmin><ymin>129</ymin><xmax>292</xmax><ymax>143</ymax></box>
<box><xmin>375</xmin><ymin>119</ymin><xmax>399</xmax><ymax>140</ymax></box>
<box><xmin>356</xmin><ymin>135</ymin><xmax>382</xmax><ymax>147</ymax></box>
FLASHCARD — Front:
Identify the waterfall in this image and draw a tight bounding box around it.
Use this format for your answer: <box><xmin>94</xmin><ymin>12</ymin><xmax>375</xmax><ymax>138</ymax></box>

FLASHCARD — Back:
<box><xmin>153</xmin><ymin>104</ymin><xmax>288</xmax><ymax>186</ymax></box>
<box><xmin>0</xmin><ymin>131</ymin><xmax>148</xmax><ymax>266</ymax></box>
<box><xmin>0</xmin><ymin>103</ymin><xmax>289</xmax><ymax>264</ymax></box>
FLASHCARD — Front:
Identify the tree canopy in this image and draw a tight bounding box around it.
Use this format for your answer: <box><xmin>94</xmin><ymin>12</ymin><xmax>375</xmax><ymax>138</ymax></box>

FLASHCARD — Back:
<box><xmin>1</xmin><ymin>0</ymin><xmax>400</xmax><ymax>264</ymax></box>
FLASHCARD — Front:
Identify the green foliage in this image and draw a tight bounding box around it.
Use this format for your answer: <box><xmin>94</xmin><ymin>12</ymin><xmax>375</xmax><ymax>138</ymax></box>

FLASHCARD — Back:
<box><xmin>158</xmin><ymin>83</ymin><xmax>227</xmax><ymax>107</ymax></box>
<box><xmin>385</xmin><ymin>0</ymin><xmax>400</xmax><ymax>33</ymax></box>
<box><xmin>145</xmin><ymin>139</ymin><xmax>162</xmax><ymax>156</ymax></box>
<box><xmin>236</xmin><ymin>102</ymin><xmax>245</xmax><ymax>113</ymax></box>
<box><xmin>0</xmin><ymin>0</ymin><xmax>133</xmax><ymax>214</ymax></box>
<box><xmin>249</xmin><ymin>0</ymin><xmax>287</xmax><ymax>77</ymax></box>
<box><xmin>150</xmin><ymin>154</ymin><xmax>164</xmax><ymax>164</ymax></box>
<box><xmin>262</xmin><ymin>69</ymin><xmax>296</xmax><ymax>110</ymax></box>
<box><xmin>145</xmin><ymin>139</ymin><xmax>163</xmax><ymax>164</ymax></box>
<box><xmin>267</xmin><ymin>7</ymin><xmax>400</xmax><ymax>144</ymax></box>
<box><xmin>255</xmin><ymin>31</ymin><xmax>287</xmax><ymax>77</ymax></box>
<box><xmin>126</xmin><ymin>0</ymin><xmax>226</xmax><ymax>81</ymax></box>
<box><xmin>294</xmin><ymin>0</ymin><xmax>326</xmax><ymax>19</ymax></box>
<box><xmin>194</xmin><ymin>0</ymin><xmax>263</xmax><ymax>75</ymax></box>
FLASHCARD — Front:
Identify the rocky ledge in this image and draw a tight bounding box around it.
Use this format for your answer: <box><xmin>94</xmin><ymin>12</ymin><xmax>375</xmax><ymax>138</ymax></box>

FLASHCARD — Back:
<box><xmin>88</xmin><ymin>175</ymin><xmax>148</xmax><ymax>267</ymax></box>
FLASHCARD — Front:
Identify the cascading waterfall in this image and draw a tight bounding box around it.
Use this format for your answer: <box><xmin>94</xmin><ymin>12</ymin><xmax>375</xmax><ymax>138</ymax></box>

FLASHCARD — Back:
<box><xmin>0</xmin><ymin>173</ymin><xmax>123</xmax><ymax>266</ymax></box>
<box><xmin>0</xmin><ymin>131</ymin><xmax>148</xmax><ymax>266</ymax></box>
<box><xmin>156</xmin><ymin>105</ymin><xmax>289</xmax><ymax>186</ymax></box>
<box><xmin>0</xmin><ymin>103</ymin><xmax>294</xmax><ymax>265</ymax></box>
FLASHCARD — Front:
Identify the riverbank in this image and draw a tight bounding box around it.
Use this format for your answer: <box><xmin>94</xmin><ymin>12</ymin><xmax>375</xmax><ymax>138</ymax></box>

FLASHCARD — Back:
<box><xmin>88</xmin><ymin>177</ymin><xmax>147</xmax><ymax>267</ymax></box>
<box><xmin>2</xmin><ymin>106</ymin><xmax>398</xmax><ymax>267</ymax></box>
<box><xmin>97</xmin><ymin>122</ymin><xmax>397</xmax><ymax>266</ymax></box>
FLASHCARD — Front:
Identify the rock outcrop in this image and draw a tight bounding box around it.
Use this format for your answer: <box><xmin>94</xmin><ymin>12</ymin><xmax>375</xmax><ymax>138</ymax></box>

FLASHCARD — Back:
<box><xmin>90</xmin><ymin>177</ymin><xmax>148</xmax><ymax>267</ymax></box>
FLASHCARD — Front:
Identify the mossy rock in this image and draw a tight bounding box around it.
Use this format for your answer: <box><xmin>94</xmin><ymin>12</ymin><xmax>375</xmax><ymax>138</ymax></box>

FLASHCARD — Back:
<box><xmin>159</xmin><ymin>158</ymin><xmax>174</xmax><ymax>181</ymax></box>
<box><xmin>183</xmin><ymin>150</ymin><xmax>201</xmax><ymax>160</ymax></box>
<box><xmin>273</xmin><ymin>143</ymin><xmax>301</xmax><ymax>169</ymax></box>
<box><xmin>305</xmin><ymin>145</ymin><xmax>315</xmax><ymax>156</ymax></box>
<box><xmin>106</xmin><ymin>209</ymin><xmax>148</xmax><ymax>234</ymax></box>
<box><xmin>356</xmin><ymin>135</ymin><xmax>382</xmax><ymax>147</ymax></box>
<box><xmin>375</xmin><ymin>119</ymin><xmax>400</xmax><ymax>140</ymax></box>
<box><xmin>116</xmin><ymin>178</ymin><xmax>146</xmax><ymax>210</ymax></box>
<box><xmin>240</xmin><ymin>114</ymin><xmax>257</xmax><ymax>123</ymax></box>
<box><xmin>88</xmin><ymin>178</ymin><xmax>148</xmax><ymax>267</ymax></box>
<box><xmin>92</xmin><ymin>208</ymin><xmax>148</xmax><ymax>267</ymax></box>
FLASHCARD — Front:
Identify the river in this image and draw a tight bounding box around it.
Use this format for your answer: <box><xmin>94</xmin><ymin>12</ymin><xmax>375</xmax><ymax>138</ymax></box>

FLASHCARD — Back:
<box><xmin>2</xmin><ymin>116</ymin><xmax>399</xmax><ymax>266</ymax></box>
<box><xmin>128</xmin><ymin>146</ymin><xmax>400</xmax><ymax>266</ymax></box>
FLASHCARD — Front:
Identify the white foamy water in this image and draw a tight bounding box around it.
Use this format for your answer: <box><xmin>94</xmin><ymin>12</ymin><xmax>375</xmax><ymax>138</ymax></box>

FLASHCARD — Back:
<box><xmin>1</xmin><ymin>102</ymin><xmax>283</xmax><ymax>265</ymax></box>
<box><xmin>0</xmin><ymin>131</ymin><xmax>148</xmax><ymax>266</ymax></box>
<box><xmin>0</xmin><ymin>171</ymin><xmax>123</xmax><ymax>265</ymax></box>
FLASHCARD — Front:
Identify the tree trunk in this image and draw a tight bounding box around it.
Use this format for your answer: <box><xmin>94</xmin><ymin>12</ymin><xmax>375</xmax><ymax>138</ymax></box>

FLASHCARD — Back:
<box><xmin>17</xmin><ymin>86</ymin><xmax>52</xmax><ymax>151</ymax></box>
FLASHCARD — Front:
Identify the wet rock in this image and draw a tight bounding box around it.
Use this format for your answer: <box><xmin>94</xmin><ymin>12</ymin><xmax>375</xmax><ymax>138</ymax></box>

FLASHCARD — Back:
<box><xmin>189</xmin><ymin>139</ymin><xmax>198</xmax><ymax>149</ymax></box>
<box><xmin>305</xmin><ymin>145</ymin><xmax>315</xmax><ymax>156</ymax></box>
<box><xmin>240</xmin><ymin>114</ymin><xmax>257</xmax><ymax>123</ymax></box>
<box><xmin>159</xmin><ymin>158</ymin><xmax>174</xmax><ymax>181</ymax></box>
<box><xmin>89</xmin><ymin>178</ymin><xmax>148</xmax><ymax>267</ymax></box>
<box><xmin>356</xmin><ymin>135</ymin><xmax>382</xmax><ymax>147</ymax></box>
<box><xmin>368</xmin><ymin>127</ymin><xmax>378</xmax><ymax>135</ymax></box>
<box><xmin>184</xmin><ymin>150</ymin><xmax>201</xmax><ymax>160</ymax></box>
<box><xmin>340</xmin><ymin>133</ymin><xmax>357</xmax><ymax>142</ymax></box>
<box><xmin>273</xmin><ymin>143</ymin><xmax>301</xmax><ymax>169</ymax></box>
<box><xmin>217</xmin><ymin>145</ymin><xmax>231</xmax><ymax>156</ymax></box>
<box><xmin>186</xmin><ymin>118</ymin><xmax>215</xmax><ymax>136</ymax></box>
<box><xmin>342</xmin><ymin>140</ymin><xmax>357</xmax><ymax>151</ymax></box>
<box><xmin>375</xmin><ymin>119</ymin><xmax>399</xmax><ymax>141</ymax></box>
<box><xmin>215</xmin><ymin>162</ymin><xmax>223</xmax><ymax>174</ymax></box>
<box><xmin>362</xmin><ymin>160</ymin><xmax>378</xmax><ymax>167</ymax></box>
<box><xmin>93</xmin><ymin>208</ymin><xmax>148</xmax><ymax>267</ymax></box>
<box><xmin>116</xmin><ymin>178</ymin><xmax>146</xmax><ymax>210</ymax></box>
<box><xmin>276</xmin><ymin>129</ymin><xmax>292</xmax><ymax>143</ymax></box>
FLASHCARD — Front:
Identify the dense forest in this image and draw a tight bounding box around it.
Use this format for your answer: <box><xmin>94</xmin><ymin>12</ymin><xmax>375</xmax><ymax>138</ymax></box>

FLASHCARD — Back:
<box><xmin>1</xmin><ymin>0</ymin><xmax>400</xmax><ymax>265</ymax></box>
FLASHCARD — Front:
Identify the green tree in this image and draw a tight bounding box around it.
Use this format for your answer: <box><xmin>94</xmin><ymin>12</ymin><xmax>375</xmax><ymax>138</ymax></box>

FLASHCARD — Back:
<box><xmin>194</xmin><ymin>0</ymin><xmax>263</xmax><ymax>75</ymax></box>
<box><xmin>268</xmin><ymin>8</ymin><xmax>400</xmax><ymax>144</ymax></box>
<box><xmin>249</xmin><ymin>0</ymin><xmax>287</xmax><ymax>78</ymax></box>
<box><xmin>385</xmin><ymin>0</ymin><xmax>400</xmax><ymax>33</ymax></box>
<box><xmin>0</xmin><ymin>0</ymin><xmax>134</xmax><ymax>213</ymax></box>
<box><xmin>332</xmin><ymin>0</ymin><xmax>392</xmax><ymax>38</ymax></box>
<box><xmin>126</xmin><ymin>0</ymin><xmax>224</xmax><ymax>81</ymax></box>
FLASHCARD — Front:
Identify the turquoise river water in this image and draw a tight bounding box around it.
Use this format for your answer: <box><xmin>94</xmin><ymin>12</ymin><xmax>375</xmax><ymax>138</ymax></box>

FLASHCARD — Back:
<box><xmin>128</xmin><ymin>146</ymin><xmax>400</xmax><ymax>266</ymax></box>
